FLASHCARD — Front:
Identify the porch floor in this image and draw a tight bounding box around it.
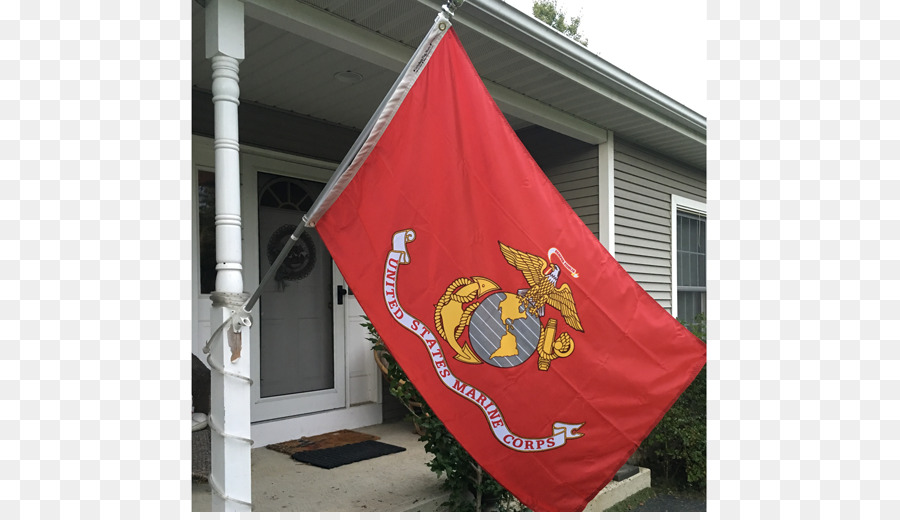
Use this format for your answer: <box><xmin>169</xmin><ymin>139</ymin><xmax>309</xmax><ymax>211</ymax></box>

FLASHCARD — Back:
<box><xmin>191</xmin><ymin>419</ymin><xmax>449</xmax><ymax>512</ymax></box>
<box><xmin>191</xmin><ymin>418</ymin><xmax>651</xmax><ymax>512</ymax></box>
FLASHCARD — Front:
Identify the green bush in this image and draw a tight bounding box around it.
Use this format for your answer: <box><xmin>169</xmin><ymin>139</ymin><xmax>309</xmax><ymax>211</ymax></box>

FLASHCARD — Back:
<box><xmin>363</xmin><ymin>319</ymin><xmax>524</xmax><ymax>512</ymax></box>
<box><xmin>365</xmin><ymin>313</ymin><xmax>707</xmax><ymax>504</ymax></box>
<box><xmin>640</xmin><ymin>313</ymin><xmax>707</xmax><ymax>490</ymax></box>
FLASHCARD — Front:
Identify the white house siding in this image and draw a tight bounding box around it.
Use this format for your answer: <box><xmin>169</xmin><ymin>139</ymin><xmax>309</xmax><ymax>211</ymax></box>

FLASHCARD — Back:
<box><xmin>516</xmin><ymin>126</ymin><xmax>601</xmax><ymax>238</ymax></box>
<box><xmin>614</xmin><ymin>140</ymin><xmax>705</xmax><ymax>311</ymax></box>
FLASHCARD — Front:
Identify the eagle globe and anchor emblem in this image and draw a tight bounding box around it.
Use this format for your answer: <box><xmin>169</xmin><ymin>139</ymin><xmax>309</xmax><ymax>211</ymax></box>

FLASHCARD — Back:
<box><xmin>434</xmin><ymin>242</ymin><xmax>584</xmax><ymax>370</ymax></box>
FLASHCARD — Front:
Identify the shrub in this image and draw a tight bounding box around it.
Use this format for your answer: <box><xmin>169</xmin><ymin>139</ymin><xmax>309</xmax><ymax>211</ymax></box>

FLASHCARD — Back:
<box><xmin>640</xmin><ymin>313</ymin><xmax>707</xmax><ymax>490</ymax></box>
<box><xmin>363</xmin><ymin>319</ymin><xmax>524</xmax><ymax>511</ymax></box>
<box><xmin>365</xmin><ymin>313</ymin><xmax>708</xmax><ymax>503</ymax></box>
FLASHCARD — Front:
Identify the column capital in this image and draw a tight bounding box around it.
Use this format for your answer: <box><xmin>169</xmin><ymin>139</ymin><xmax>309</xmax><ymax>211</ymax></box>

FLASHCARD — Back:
<box><xmin>205</xmin><ymin>0</ymin><xmax>245</xmax><ymax>60</ymax></box>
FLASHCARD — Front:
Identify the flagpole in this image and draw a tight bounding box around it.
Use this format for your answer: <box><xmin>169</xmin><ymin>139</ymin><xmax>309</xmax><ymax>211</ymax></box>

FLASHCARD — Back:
<box><xmin>302</xmin><ymin>0</ymin><xmax>467</xmax><ymax>227</ymax></box>
<box><xmin>239</xmin><ymin>0</ymin><xmax>466</xmax><ymax>316</ymax></box>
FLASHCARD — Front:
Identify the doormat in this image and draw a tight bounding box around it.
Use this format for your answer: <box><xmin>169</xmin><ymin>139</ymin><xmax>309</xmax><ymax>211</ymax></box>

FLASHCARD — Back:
<box><xmin>192</xmin><ymin>427</ymin><xmax>210</xmax><ymax>481</ymax></box>
<box><xmin>290</xmin><ymin>440</ymin><xmax>406</xmax><ymax>469</ymax></box>
<box><xmin>266</xmin><ymin>429</ymin><xmax>380</xmax><ymax>457</ymax></box>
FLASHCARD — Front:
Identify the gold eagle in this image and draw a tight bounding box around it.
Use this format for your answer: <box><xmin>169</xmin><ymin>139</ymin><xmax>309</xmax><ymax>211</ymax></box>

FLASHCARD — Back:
<box><xmin>498</xmin><ymin>242</ymin><xmax>583</xmax><ymax>332</ymax></box>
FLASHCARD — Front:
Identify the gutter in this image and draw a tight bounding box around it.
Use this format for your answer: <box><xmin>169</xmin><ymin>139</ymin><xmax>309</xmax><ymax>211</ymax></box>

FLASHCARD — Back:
<box><xmin>415</xmin><ymin>0</ymin><xmax>706</xmax><ymax>142</ymax></box>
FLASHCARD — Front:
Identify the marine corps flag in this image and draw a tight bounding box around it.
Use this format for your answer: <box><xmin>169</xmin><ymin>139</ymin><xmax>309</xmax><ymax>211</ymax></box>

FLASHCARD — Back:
<box><xmin>303</xmin><ymin>9</ymin><xmax>705</xmax><ymax>512</ymax></box>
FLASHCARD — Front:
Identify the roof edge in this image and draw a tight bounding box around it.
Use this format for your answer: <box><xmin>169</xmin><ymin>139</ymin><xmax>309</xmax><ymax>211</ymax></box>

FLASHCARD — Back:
<box><xmin>423</xmin><ymin>0</ymin><xmax>706</xmax><ymax>138</ymax></box>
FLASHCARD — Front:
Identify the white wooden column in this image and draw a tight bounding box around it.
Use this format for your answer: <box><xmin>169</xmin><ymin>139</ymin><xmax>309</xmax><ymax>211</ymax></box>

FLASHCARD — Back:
<box><xmin>205</xmin><ymin>0</ymin><xmax>251</xmax><ymax>512</ymax></box>
<box><xmin>597</xmin><ymin>129</ymin><xmax>615</xmax><ymax>256</ymax></box>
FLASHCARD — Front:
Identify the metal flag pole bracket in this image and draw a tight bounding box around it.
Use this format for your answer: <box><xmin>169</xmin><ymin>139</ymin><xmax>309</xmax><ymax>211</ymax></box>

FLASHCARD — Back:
<box><xmin>442</xmin><ymin>0</ymin><xmax>466</xmax><ymax>17</ymax></box>
<box><xmin>203</xmin><ymin>291</ymin><xmax>254</xmax><ymax>384</ymax></box>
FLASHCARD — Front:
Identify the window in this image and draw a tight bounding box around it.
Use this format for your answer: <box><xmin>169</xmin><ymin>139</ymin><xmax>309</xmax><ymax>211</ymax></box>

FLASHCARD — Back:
<box><xmin>671</xmin><ymin>195</ymin><xmax>706</xmax><ymax>324</ymax></box>
<box><xmin>197</xmin><ymin>170</ymin><xmax>216</xmax><ymax>295</ymax></box>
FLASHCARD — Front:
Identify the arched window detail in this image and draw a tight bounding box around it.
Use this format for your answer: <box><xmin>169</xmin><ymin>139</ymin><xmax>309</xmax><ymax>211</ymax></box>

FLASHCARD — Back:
<box><xmin>258</xmin><ymin>177</ymin><xmax>317</xmax><ymax>211</ymax></box>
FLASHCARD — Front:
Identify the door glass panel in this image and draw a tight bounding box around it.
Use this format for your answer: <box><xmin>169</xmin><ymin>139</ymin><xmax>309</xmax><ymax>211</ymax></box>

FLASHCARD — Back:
<box><xmin>257</xmin><ymin>172</ymin><xmax>334</xmax><ymax>398</ymax></box>
<box><xmin>197</xmin><ymin>170</ymin><xmax>216</xmax><ymax>295</ymax></box>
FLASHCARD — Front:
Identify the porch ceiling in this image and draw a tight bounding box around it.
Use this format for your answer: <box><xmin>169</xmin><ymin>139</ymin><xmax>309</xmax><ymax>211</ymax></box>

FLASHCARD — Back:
<box><xmin>192</xmin><ymin>0</ymin><xmax>706</xmax><ymax>171</ymax></box>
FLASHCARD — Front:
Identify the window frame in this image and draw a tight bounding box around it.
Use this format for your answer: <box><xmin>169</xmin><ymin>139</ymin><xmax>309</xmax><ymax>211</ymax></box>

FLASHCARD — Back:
<box><xmin>670</xmin><ymin>194</ymin><xmax>707</xmax><ymax>321</ymax></box>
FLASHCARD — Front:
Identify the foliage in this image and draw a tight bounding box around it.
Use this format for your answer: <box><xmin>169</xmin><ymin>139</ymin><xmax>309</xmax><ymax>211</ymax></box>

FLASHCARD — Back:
<box><xmin>364</xmin><ymin>312</ymin><xmax>707</xmax><ymax>504</ymax></box>
<box><xmin>363</xmin><ymin>318</ymin><xmax>526</xmax><ymax>512</ymax></box>
<box><xmin>640</xmin><ymin>313</ymin><xmax>707</xmax><ymax>490</ymax></box>
<box><xmin>531</xmin><ymin>0</ymin><xmax>589</xmax><ymax>47</ymax></box>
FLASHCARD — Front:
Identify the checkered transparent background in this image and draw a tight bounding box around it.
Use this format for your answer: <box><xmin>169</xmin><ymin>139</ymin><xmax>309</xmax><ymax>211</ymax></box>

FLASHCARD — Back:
<box><xmin>2</xmin><ymin>0</ymin><xmax>898</xmax><ymax>517</ymax></box>
<box><xmin>710</xmin><ymin>1</ymin><xmax>899</xmax><ymax>518</ymax></box>
<box><xmin>2</xmin><ymin>0</ymin><xmax>190</xmax><ymax>518</ymax></box>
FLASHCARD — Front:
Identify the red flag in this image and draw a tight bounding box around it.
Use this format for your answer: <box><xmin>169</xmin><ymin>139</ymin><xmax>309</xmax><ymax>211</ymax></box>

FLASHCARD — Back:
<box><xmin>311</xmin><ymin>24</ymin><xmax>705</xmax><ymax>512</ymax></box>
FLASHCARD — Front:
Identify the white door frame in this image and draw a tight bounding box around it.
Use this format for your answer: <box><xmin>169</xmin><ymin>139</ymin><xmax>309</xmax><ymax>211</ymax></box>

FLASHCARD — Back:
<box><xmin>239</xmin><ymin>149</ymin><xmax>350</xmax><ymax>422</ymax></box>
<box><xmin>193</xmin><ymin>136</ymin><xmax>383</xmax><ymax>445</ymax></box>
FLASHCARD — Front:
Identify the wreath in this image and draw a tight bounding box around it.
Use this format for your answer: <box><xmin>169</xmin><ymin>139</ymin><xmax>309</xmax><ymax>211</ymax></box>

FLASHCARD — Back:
<box><xmin>266</xmin><ymin>224</ymin><xmax>316</xmax><ymax>289</ymax></box>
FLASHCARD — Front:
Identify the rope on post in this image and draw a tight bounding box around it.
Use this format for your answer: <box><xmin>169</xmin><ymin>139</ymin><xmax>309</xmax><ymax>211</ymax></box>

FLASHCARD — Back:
<box><xmin>207</xmin><ymin>474</ymin><xmax>253</xmax><ymax>508</ymax></box>
<box><xmin>203</xmin><ymin>292</ymin><xmax>252</xmax><ymax>355</ymax></box>
<box><xmin>208</xmin><ymin>413</ymin><xmax>254</xmax><ymax>446</ymax></box>
<box><xmin>204</xmin><ymin>291</ymin><xmax>254</xmax><ymax>382</ymax></box>
<box><xmin>203</xmin><ymin>291</ymin><xmax>254</xmax><ymax>509</ymax></box>
<box><xmin>205</xmin><ymin>343</ymin><xmax>254</xmax><ymax>385</ymax></box>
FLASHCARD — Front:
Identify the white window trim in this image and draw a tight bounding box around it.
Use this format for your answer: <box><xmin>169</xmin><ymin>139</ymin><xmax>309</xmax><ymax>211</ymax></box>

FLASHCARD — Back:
<box><xmin>597</xmin><ymin>129</ymin><xmax>615</xmax><ymax>256</ymax></box>
<box><xmin>671</xmin><ymin>194</ymin><xmax>706</xmax><ymax>319</ymax></box>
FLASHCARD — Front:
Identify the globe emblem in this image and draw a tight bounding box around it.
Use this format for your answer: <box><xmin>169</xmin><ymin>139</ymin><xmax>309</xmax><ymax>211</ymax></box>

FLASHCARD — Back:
<box><xmin>469</xmin><ymin>292</ymin><xmax>542</xmax><ymax>368</ymax></box>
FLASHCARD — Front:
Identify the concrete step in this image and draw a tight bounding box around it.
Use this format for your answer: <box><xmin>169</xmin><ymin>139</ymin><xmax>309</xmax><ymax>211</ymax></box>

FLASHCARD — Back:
<box><xmin>585</xmin><ymin>466</ymin><xmax>652</xmax><ymax>511</ymax></box>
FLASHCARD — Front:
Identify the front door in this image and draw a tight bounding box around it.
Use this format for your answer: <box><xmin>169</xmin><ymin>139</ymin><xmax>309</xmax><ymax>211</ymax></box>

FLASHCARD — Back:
<box><xmin>251</xmin><ymin>172</ymin><xmax>346</xmax><ymax>421</ymax></box>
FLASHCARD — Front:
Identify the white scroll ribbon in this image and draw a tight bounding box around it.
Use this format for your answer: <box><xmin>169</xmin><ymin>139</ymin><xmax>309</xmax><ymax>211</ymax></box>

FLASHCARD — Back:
<box><xmin>383</xmin><ymin>230</ymin><xmax>583</xmax><ymax>452</ymax></box>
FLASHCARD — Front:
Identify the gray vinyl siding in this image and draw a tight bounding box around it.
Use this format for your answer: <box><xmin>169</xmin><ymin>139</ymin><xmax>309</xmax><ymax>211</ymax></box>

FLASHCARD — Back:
<box><xmin>614</xmin><ymin>140</ymin><xmax>705</xmax><ymax>311</ymax></box>
<box><xmin>516</xmin><ymin>126</ymin><xmax>600</xmax><ymax>237</ymax></box>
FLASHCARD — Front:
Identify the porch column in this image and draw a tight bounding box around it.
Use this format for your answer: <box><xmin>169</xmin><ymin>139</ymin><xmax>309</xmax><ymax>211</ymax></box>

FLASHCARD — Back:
<box><xmin>206</xmin><ymin>0</ymin><xmax>251</xmax><ymax>512</ymax></box>
<box><xmin>597</xmin><ymin>129</ymin><xmax>615</xmax><ymax>256</ymax></box>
